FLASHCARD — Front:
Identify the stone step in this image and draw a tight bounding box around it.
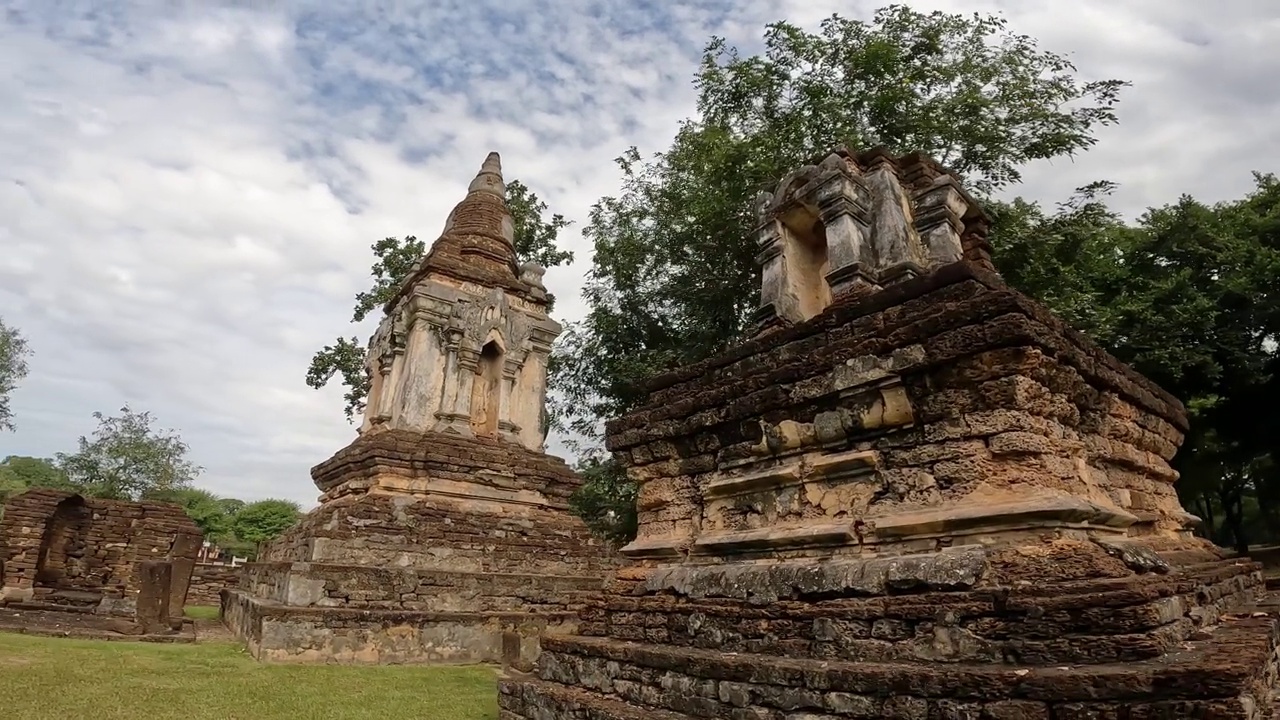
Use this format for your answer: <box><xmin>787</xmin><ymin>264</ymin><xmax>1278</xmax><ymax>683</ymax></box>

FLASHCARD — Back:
<box><xmin>240</xmin><ymin>561</ymin><xmax>603</xmax><ymax>613</ymax></box>
<box><xmin>42</xmin><ymin>590</ymin><xmax>103</xmax><ymax>606</ymax></box>
<box><xmin>499</xmin><ymin>677</ymin><xmax>688</xmax><ymax>720</ymax></box>
<box><xmin>577</xmin><ymin>563</ymin><xmax>1264</xmax><ymax>667</ymax></box>
<box><xmin>222</xmin><ymin>589</ymin><xmax>580</xmax><ymax>667</ymax></box>
<box><xmin>5</xmin><ymin>601</ymin><xmax>97</xmax><ymax>615</ymax></box>
<box><xmin>513</xmin><ymin>618</ymin><xmax>1280</xmax><ymax>719</ymax></box>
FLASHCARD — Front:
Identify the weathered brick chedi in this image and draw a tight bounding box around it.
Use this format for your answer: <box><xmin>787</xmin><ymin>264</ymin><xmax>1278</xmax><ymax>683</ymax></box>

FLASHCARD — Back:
<box><xmin>222</xmin><ymin>153</ymin><xmax>614</xmax><ymax>665</ymax></box>
<box><xmin>498</xmin><ymin>147</ymin><xmax>1279</xmax><ymax>719</ymax></box>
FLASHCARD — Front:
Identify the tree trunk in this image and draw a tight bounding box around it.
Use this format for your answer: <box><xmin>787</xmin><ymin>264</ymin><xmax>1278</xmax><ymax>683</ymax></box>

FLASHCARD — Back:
<box><xmin>1219</xmin><ymin>483</ymin><xmax>1249</xmax><ymax>555</ymax></box>
<box><xmin>1195</xmin><ymin>495</ymin><xmax>1217</xmax><ymax>541</ymax></box>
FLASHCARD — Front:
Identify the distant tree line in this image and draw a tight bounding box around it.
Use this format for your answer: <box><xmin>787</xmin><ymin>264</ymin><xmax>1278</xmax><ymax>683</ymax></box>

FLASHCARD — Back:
<box><xmin>0</xmin><ymin>405</ymin><xmax>301</xmax><ymax>559</ymax></box>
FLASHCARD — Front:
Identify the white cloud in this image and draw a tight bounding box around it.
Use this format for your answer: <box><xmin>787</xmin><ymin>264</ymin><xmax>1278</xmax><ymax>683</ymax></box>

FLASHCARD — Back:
<box><xmin>0</xmin><ymin>0</ymin><xmax>1276</xmax><ymax>508</ymax></box>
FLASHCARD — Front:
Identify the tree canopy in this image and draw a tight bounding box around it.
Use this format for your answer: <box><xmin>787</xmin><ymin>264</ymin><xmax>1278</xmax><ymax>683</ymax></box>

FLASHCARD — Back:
<box><xmin>0</xmin><ymin>455</ymin><xmax>73</xmax><ymax>505</ymax></box>
<box><xmin>550</xmin><ymin>6</ymin><xmax>1129</xmax><ymax>444</ymax></box>
<box><xmin>0</xmin><ymin>317</ymin><xmax>31</xmax><ymax>432</ymax></box>
<box><xmin>1</xmin><ymin>407</ymin><xmax>303</xmax><ymax>556</ymax></box>
<box><xmin>55</xmin><ymin>405</ymin><xmax>202</xmax><ymax>501</ymax></box>
<box><xmin>986</xmin><ymin>174</ymin><xmax>1280</xmax><ymax>551</ymax></box>
<box><xmin>144</xmin><ymin>487</ymin><xmax>302</xmax><ymax>558</ymax></box>
<box><xmin>231</xmin><ymin>499</ymin><xmax>303</xmax><ymax>549</ymax></box>
<box><xmin>543</xmin><ymin>6</ymin><xmax>1279</xmax><ymax>551</ymax></box>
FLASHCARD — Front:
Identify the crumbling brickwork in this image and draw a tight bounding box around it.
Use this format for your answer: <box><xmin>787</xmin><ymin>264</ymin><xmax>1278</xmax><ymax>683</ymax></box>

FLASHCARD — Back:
<box><xmin>0</xmin><ymin>489</ymin><xmax>203</xmax><ymax>603</ymax></box>
<box><xmin>242</xmin><ymin>562</ymin><xmax>599</xmax><ymax>613</ymax></box>
<box><xmin>262</xmin><ymin>431</ymin><xmax>609</xmax><ymax>577</ymax></box>
<box><xmin>497</xmin><ymin>148</ymin><xmax>1280</xmax><ymax>719</ymax></box>
<box><xmin>186</xmin><ymin>564</ymin><xmax>241</xmax><ymax>606</ymax></box>
<box><xmin>611</xmin><ymin>263</ymin><xmax>1196</xmax><ymax>561</ymax></box>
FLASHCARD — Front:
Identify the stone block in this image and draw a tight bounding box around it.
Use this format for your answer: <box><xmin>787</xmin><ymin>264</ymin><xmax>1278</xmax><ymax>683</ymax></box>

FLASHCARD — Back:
<box><xmin>136</xmin><ymin>560</ymin><xmax>173</xmax><ymax>634</ymax></box>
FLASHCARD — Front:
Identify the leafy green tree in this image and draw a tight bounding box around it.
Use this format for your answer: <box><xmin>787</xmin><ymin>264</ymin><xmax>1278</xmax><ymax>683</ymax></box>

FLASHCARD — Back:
<box><xmin>145</xmin><ymin>486</ymin><xmax>235</xmax><ymax>540</ymax></box>
<box><xmin>506</xmin><ymin>179</ymin><xmax>575</xmax><ymax>270</ymax></box>
<box><xmin>0</xmin><ymin>318</ymin><xmax>31</xmax><ymax>432</ymax></box>
<box><xmin>55</xmin><ymin>405</ymin><xmax>202</xmax><ymax>501</ymax></box>
<box><xmin>567</xmin><ymin>455</ymin><xmax>637</xmax><ymax>546</ymax></box>
<box><xmin>232</xmin><ymin>499</ymin><xmax>302</xmax><ymax>550</ymax></box>
<box><xmin>553</xmin><ymin>5</ymin><xmax>1128</xmax><ymax>443</ymax></box>
<box><xmin>0</xmin><ymin>456</ymin><xmax>73</xmax><ymax>503</ymax></box>
<box><xmin>217</xmin><ymin>497</ymin><xmax>246</xmax><ymax>516</ymax></box>
<box><xmin>984</xmin><ymin>174</ymin><xmax>1280</xmax><ymax>551</ymax></box>
<box><xmin>307</xmin><ymin>180</ymin><xmax>574</xmax><ymax>421</ymax></box>
<box><xmin>985</xmin><ymin>181</ymin><xmax>1135</xmax><ymax>343</ymax></box>
<box><xmin>1115</xmin><ymin>176</ymin><xmax>1280</xmax><ymax>551</ymax></box>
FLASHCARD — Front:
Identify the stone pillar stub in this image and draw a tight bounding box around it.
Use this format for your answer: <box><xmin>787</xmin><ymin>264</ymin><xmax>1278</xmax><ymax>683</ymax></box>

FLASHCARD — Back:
<box><xmin>136</xmin><ymin>560</ymin><xmax>173</xmax><ymax>634</ymax></box>
<box><xmin>166</xmin><ymin>532</ymin><xmax>203</xmax><ymax>618</ymax></box>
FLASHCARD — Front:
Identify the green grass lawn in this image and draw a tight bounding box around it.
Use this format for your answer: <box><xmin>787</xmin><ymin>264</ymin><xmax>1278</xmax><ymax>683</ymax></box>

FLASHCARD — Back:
<box><xmin>0</xmin><ymin>632</ymin><xmax>499</xmax><ymax>720</ymax></box>
<box><xmin>183</xmin><ymin>605</ymin><xmax>221</xmax><ymax>621</ymax></box>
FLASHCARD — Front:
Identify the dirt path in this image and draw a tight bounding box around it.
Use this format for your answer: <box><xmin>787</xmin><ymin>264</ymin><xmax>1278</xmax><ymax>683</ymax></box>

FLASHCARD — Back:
<box><xmin>194</xmin><ymin>617</ymin><xmax>234</xmax><ymax>643</ymax></box>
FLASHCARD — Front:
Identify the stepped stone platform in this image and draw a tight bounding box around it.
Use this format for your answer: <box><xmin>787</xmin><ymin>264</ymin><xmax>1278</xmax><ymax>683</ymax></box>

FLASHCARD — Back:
<box><xmin>221</xmin><ymin>434</ymin><xmax>613</xmax><ymax>665</ymax></box>
<box><xmin>223</xmin><ymin>153</ymin><xmax>614</xmax><ymax>666</ymax></box>
<box><xmin>497</xmin><ymin>147</ymin><xmax>1280</xmax><ymax>718</ymax></box>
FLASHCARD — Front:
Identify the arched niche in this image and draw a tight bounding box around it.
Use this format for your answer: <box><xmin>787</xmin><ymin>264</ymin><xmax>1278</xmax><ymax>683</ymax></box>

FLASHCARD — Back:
<box><xmin>470</xmin><ymin>339</ymin><xmax>504</xmax><ymax>437</ymax></box>
<box><xmin>778</xmin><ymin>203</ymin><xmax>832</xmax><ymax>322</ymax></box>
<box><xmin>35</xmin><ymin>494</ymin><xmax>92</xmax><ymax>589</ymax></box>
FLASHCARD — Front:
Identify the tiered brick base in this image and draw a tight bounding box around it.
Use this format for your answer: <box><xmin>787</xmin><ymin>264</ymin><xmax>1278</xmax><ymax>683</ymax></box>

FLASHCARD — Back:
<box><xmin>499</xmin><ymin>546</ymin><xmax>1280</xmax><ymax>719</ymax></box>
<box><xmin>223</xmin><ymin>431</ymin><xmax>615</xmax><ymax>665</ymax></box>
<box><xmin>222</xmin><ymin>561</ymin><xmax>601</xmax><ymax>665</ymax></box>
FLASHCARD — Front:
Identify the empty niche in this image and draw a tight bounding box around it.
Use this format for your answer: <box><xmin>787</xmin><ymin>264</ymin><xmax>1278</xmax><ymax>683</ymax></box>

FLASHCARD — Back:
<box><xmin>35</xmin><ymin>495</ymin><xmax>92</xmax><ymax>589</ymax></box>
<box><xmin>778</xmin><ymin>203</ymin><xmax>832</xmax><ymax>321</ymax></box>
<box><xmin>470</xmin><ymin>339</ymin><xmax>504</xmax><ymax>437</ymax></box>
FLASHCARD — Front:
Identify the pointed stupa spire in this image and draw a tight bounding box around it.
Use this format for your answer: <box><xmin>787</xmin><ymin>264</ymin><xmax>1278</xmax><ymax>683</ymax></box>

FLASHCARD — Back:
<box><xmin>383</xmin><ymin>151</ymin><xmax>534</xmax><ymax>313</ymax></box>
<box><xmin>467</xmin><ymin>151</ymin><xmax>505</xmax><ymax>197</ymax></box>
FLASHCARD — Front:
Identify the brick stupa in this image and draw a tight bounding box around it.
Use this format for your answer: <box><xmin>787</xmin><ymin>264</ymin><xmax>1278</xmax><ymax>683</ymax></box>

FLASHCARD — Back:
<box><xmin>498</xmin><ymin>148</ymin><xmax>1278</xmax><ymax>718</ymax></box>
<box><xmin>223</xmin><ymin>153</ymin><xmax>614</xmax><ymax>666</ymax></box>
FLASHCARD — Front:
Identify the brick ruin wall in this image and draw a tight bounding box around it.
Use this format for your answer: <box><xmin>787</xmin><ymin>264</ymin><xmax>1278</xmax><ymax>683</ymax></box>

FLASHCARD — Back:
<box><xmin>0</xmin><ymin>489</ymin><xmax>203</xmax><ymax>599</ymax></box>
<box><xmin>501</xmin><ymin>555</ymin><xmax>1273</xmax><ymax>719</ymax></box>
<box><xmin>606</xmin><ymin>263</ymin><xmax>1199</xmax><ymax>561</ymax></box>
<box><xmin>262</xmin><ymin>492</ymin><xmax>614</xmax><ymax>576</ymax></box>
<box><xmin>507</xmin><ymin>613</ymin><xmax>1275</xmax><ymax>720</ymax></box>
<box><xmin>226</xmin><ymin>428</ymin><xmax>618</xmax><ymax>665</ymax></box>
<box><xmin>242</xmin><ymin>561</ymin><xmax>600</xmax><ymax>613</ymax></box>
<box><xmin>186</xmin><ymin>564</ymin><xmax>241</xmax><ymax>606</ymax></box>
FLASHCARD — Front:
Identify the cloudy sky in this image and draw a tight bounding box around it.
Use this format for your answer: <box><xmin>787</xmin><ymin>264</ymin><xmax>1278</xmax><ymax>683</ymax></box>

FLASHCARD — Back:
<box><xmin>1</xmin><ymin>0</ymin><xmax>1277</xmax><ymax>508</ymax></box>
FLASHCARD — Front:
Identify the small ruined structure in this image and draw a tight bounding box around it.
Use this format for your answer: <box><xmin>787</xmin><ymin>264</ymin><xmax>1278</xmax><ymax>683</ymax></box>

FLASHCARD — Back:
<box><xmin>0</xmin><ymin>488</ymin><xmax>202</xmax><ymax>638</ymax></box>
<box><xmin>499</xmin><ymin>148</ymin><xmax>1276</xmax><ymax>718</ymax></box>
<box><xmin>223</xmin><ymin>153</ymin><xmax>614</xmax><ymax>666</ymax></box>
